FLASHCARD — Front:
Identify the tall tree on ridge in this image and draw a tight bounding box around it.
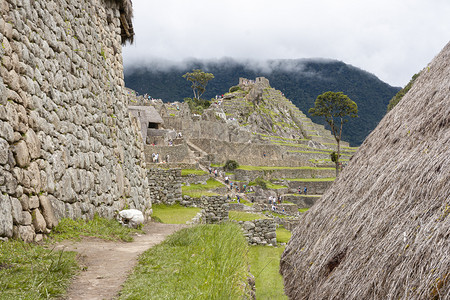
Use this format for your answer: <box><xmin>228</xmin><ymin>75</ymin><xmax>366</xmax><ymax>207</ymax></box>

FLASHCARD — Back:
<box><xmin>309</xmin><ymin>91</ymin><xmax>358</xmax><ymax>176</ymax></box>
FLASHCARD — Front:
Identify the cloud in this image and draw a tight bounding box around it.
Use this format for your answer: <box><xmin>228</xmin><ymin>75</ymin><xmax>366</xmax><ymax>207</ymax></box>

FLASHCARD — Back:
<box><xmin>123</xmin><ymin>0</ymin><xmax>450</xmax><ymax>86</ymax></box>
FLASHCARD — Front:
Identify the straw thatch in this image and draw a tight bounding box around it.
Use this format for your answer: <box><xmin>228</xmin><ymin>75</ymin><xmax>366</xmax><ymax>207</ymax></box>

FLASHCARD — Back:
<box><xmin>105</xmin><ymin>0</ymin><xmax>134</xmax><ymax>44</ymax></box>
<box><xmin>280</xmin><ymin>42</ymin><xmax>450</xmax><ymax>299</ymax></box>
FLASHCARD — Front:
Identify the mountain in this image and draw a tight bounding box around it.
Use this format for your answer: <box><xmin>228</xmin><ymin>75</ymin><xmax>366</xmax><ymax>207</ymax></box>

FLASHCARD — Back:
<box><xmin>124</xmin><ymin>58</ymin><xmax>400</xmax><ymax>146</ymax></box>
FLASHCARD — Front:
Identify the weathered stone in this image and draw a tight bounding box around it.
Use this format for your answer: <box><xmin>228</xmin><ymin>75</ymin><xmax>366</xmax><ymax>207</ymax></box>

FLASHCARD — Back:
<box><xmin>29</xmin><ymin>195</ymin><xmax>39</xmax><ymax>209</ymax></box>
<box><xmin>0</xmin><ymin>194</ymin><xmax>13</xmax><ymax>237</ymax></box>
<box><xmin>243</xmin><ymin>221</ymin><xmax>256</xmax><ymax>230</ymax></box>
<box><xmin>16</xmin><ymin>225</ymin><xmax>34</xmax><ymax>242</ymax></box>
<box><xmin>21</xmin><ymin>211</ymin><xmax>32</xmax><ymax>225</ymax></box>
<box><xmin>10</xmin><ymin>197</ymin><xmax>22</xmax><ymax>225</ymax></box>
<box><xmin>31</xmin><ymin>209</ymin><xmax>46</xmax><ymax>233</ymax></box>
<box><xmin>13</xmin><ymin>140</ymin><xmax>30</xmax><ymax>167</ymax></box>
<box><xmin>39</xmin><ymin>195</ymin><xmax>58</xmax><ymax>228</ymax></box>
<box><xmin>24</xmin><ymin>128</ymin><xmax>40</xmax><ymax>159</ymax></box>
<box><xmin>0</xmin><ymin>119</ymin><xmax>14</xmax><ymax>143</ymax></box>
<box><xmin>0</xmin><ymin>137</ymin><xmax>9</xmax><ymax>164</ymax></box>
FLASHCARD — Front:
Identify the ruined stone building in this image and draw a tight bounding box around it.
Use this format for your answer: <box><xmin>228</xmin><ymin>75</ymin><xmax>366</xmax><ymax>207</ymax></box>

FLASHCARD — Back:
<box><xmin>0</xmin><ymin>0</ymin><xmax>151</xmax><ymax>241</ymax></box>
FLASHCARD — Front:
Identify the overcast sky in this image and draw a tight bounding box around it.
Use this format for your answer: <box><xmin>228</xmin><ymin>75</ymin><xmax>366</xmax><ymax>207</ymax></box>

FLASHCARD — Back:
<box><xmin>122</xmin><ymin>0</ymin><xmax>450</xmax><ymax>87</ymax></box>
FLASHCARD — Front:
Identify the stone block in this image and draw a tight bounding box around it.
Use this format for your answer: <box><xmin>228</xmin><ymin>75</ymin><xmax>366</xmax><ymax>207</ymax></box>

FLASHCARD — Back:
<box><xmin>10</xmin><ymin>197</ymin><xmax>22</xmax><ymax>225</ymax></box>
<box><xmin>31</xmin><ymin>208</ymin><xmax>46</xmax><ymax>233</ymax></box>
<box><xmin>25</xmin><ymin>128</ymin><xmax>41</xmax><ymax>159</ymax></box>
<box><xmin>0</xmin><ymin>194</ymin><xmax>13</xmax><ymax>237</ymax></box>
<box><xmin>15</xmin><ymin>225</ymin><xmax>34</xmax><ymax>242</ymax></box>
<box><xmin>0</xmin><ymin>137</ymin><xmax>9</xmax><ymax>164</ymax></box>
<box><xmin>21</xmin><ymin>211</ymin><xmax>32</xmax><ymax>225</ymax></box>
<box><xmin>29</xmin><ymin>195</ymin><xmax>39</xmax><ymax>209</ymax></box>
<box><xmin>39</xmin><ymin>195</ymin><xmax>58</xmax><ymax>229</ymax></box>
<box><xmin>13</xmin><ymin>140</ymin><xmax>30</xmax><ymax>167</ymax></box>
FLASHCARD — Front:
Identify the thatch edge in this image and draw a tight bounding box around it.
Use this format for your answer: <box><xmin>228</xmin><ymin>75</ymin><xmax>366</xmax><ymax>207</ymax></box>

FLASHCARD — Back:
<box><xmin>104</xmin><ymin>0</ymin><xmax>134</xmax><ymax>45</ymax></box>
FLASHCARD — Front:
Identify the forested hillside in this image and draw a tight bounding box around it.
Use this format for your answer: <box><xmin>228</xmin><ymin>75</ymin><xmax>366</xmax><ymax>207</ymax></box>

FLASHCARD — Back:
<box><xmin>124</xmin><ymin>59</ymin><xmax>400</xmax><ymax>145</ymax></box>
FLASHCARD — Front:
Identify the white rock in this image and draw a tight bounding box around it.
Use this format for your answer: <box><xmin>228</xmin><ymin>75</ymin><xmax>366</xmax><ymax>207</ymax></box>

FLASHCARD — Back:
<box><xmin>117</xmin><ymin>209</ymin><xmax>144</xmax><ymax>228</ymax></box>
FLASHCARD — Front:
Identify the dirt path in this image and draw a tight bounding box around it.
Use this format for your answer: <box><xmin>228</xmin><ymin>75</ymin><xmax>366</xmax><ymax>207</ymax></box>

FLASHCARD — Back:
<box><xmin>55</xmin><ymin>223</ymin><xmax>186</xmax><ymax>300</ymax></box>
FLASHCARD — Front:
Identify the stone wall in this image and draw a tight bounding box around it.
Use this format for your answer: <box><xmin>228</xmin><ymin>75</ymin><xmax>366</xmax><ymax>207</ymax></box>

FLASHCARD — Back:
<box><xmin>144</xmin><ymin>144</ymin><xmax>191</xmax><ymax>164</ymax></box>
<box><xmin>239</xmin><ymin>219</ymin><xmax>277</xmax><ymax>246</ymax></box>
<box><xmin>200</xmin><ymin>196</ymin><xmax>229</xmax><ymax>224</ymax></box>
<box><xmin>147</xmin><ymin>168</ymin><xmax>182</xmax><ymax>205</ymax></box>
<box><xmin>0</xmin><ymin>0</ymin><xmax>150</xmax><ymax>241</ymax></box>
<box><xmin>190</xmin><ymin>138</ymin><xmax>313</xmax><ymax>167</ymax></box>
<box><xmin>285</xmin><ymin>180</ymin><xmax>333</xmax><ymax>194</ymax></box>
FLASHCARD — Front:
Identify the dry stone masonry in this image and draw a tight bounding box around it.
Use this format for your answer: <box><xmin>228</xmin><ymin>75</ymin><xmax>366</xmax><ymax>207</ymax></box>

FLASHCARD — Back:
<box><xmin>147</xmin><ymin>168</ymin><xmax>182</xmax><ymax>205</ymax></box>
<box><xmin>239</xmin><ymin>219</ymin><xmax>277</xmax><ymax>246</ymax></box>
<box><xmin>200</xmin><ymin>196</ymin><xmax>229</xmax><ymax>224</ymax></box>
<box><xmin>0</xmin><ymin>0</ymin><xmax>150</xmax><ymax>241</ymax></box>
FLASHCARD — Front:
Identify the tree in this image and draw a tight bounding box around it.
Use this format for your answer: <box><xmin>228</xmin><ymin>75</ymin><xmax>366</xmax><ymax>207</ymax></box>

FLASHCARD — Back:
<box><xmin>309</xmin><ymin>91</ymin><xmax>358</xmax><ymax>176</ymax></box>
<box><xmin>182</xmin><ymin>69</ymin><xmax>214</xmax><ymax>100</ymax></box>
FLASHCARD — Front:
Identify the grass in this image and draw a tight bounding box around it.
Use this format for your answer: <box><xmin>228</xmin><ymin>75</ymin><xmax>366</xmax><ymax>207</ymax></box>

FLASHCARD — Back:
<box><xmin>152</xmin><ymin>204</ymin><xmax>201</xmax><ymax>224</ymax></box>
<box><xmin>229</xmin><ymin>198</ymin><xmax>254</xmax><ymax>206</ymax></box>
<box><xmin>284</xmin><ymin>177</ymin><xmax>336</xmax><ymax>182</ymax></box>
<box><xmin>181</xmin><ymin>169</ymin><xmax>208</xmax><ymax>176</ymax></box>
<box><xmin>276</xmin><ymin>226</ymin><xmax>292</xmax><ymax>244</ymax></box>
<box><xmin>248</xmin><ymin>178</ymin><xmax>287</xmax><ymax>189</ymax></box>
<box><xmin>249</xmin><ymin>246</ymin><xmax>288</xmax><ymax>299</ymax></box>
<box><xmin>264</xmin><ymin>211</ymin><xmax>291</xmax><ymax>219</ymax></box>
<box><xmin>119</xmin><ymin>224</ymin><xmax>251</xmax><ymax>299</ymax></box>
<box><xmin>237</xmin><ymin>165</ymin><xmax>334</xmax><ymax>171</ymax></box>
<box><xmin>182</xmin><ymin>178</ymin><xmax>224</xmax><ymax>198</ymax></box>
<box><xmin>285</xmin><ymin>194</ymin><xmax>322</xmax><ymax>198</ymax></box>
<box><xmin>49</xmin><ymin>214</ymin><xmax>143</xmax><ymax>242</ymax></box>
<box><xmin>298</xmin><ymin>208</ymin><xmax>310</xmax><ymax>213</ymax></box>
<box><xmin>229</xmin><ymin>211</ymin><xmax>269</xmax><ymax>222</ymax></box>
<box><xmin>0</xmin><ymin>240</ymin><xmax>78</xmax><ymax>299</ymax></box>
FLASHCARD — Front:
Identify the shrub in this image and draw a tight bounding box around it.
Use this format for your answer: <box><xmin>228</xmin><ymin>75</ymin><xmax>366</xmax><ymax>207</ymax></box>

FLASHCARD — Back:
<box><xmin>224</xmin><ymin>159</ymin><xmax>239</xmax><ymax>171</ymax></box>
<box><xmin>254</xmin><ymin>177</ymin><xmax>267</xmax><ymax>189</ymax></box>
<box><xmin>229</xmin><ymin>85</ymin><xmax>241</xmax><ymax>93</ymax></box>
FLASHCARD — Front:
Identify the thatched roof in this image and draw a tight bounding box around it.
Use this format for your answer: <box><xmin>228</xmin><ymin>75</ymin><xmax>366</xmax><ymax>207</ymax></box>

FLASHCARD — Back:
<box><xmin>280</xmin><ymin>42</ymin><xmax>450</xmax><ymax>299</ymax></box>
<box><xmin>105</xmin><ymin>0</ymin><xmax>134</xmax><ymax>45</ymax></box>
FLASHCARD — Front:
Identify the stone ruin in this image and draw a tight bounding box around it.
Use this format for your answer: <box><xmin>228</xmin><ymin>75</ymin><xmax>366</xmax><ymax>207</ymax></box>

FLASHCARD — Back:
<box><xmin>0</xmin><ymin>0</ymin><xmax>150</xmax><ymax>241</ymax></box>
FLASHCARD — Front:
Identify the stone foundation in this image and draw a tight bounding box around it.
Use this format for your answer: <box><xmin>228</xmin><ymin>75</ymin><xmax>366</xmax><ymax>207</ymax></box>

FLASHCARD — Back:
<box><xmin>147</xmin><ymin>168</ymin><xmax>182</xmax><ymax>205</ymax></box>
<box><xmin>0</xmin><ymin>0</ymin><xmax>150</xmax><ymax>241</ymax></box>
<box><xmin>200</xmin><ymin>196</ymin><xmax>229</xmax><ymax>224</ymax></box>
<box><xmin>239</xmin><ymin>219</ymin><xmax>277</xmax><ymax>246</ymax></box>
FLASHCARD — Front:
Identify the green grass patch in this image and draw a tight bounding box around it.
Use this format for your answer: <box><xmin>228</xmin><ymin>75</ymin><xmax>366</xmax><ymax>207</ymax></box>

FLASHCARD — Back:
<box><xmin>248</xmin><ymin>178</ymin><xmax>287</xmax><ymax>189</ymax></box>
<box><xmin>49</xmin><ymin>214</ymin><xmax>143</xmax><ymax>242</ymax></box>
<box><xmin>287</xmin><ymin>150</ymin><xmax>330</xmax><ymax>154</ymax></box>
<box><xmin>181</xmin><ymin>169</ymin><xmax>208</xmax><ymax>176</ymax></box>
<box><xmin>209</xmin><ymin>163</ymin><xmax>223</xmax><ymax>168</ymax></box>
<box><xmin>238</xmin><ymin>165</ymin><xmax>334</xmax><ymax>171</ymax></box>
<box><xmin>263</xmin><ymin>211</ymin><xmax>291</xmax><ymax>219</ymax></box>
<box><xmin>276</xmin><ymin>226</ymin><xmax>292</xmax><ymax>244</ymax></box>
<box><xmin>229</xmin><ymin>211</ymin><xmax>269</xmax><ymax>222</ymax></box>
<box><xmin>182</xmin><ymin>178</ymin><xmax>224</xmax><ymax>198</ymax></box>
<box><xmin>249</xmin><ymin>246</ymin><xmax>288</xmax><ymax>299</ymax></box>
<box><xmin>284</xmin><ymin>177</ymin><xmax>336</xmax><ymax>182</ymax></box>
<box><xmin>229</xmin><ymin>198</ymin><xmax>254</xmax><ymax>206</ymax></box>
<box><xmin>298</xmin><ymin>208</ymin><xmax>310</xmax><ymax>213</ymax></box>
<box><xmin>0</xmin><ymin>240</ymin><xmax>78</xmax><ymax>299</ymax></box>
<box><xmin>152</xmin><ymin>204</ymin><xmax>201</xmax><ymax>224</ymax></box>
<box><xmin>119</xmin><ymin>224</ymin><xmax>250</xmax><ymax>299</ymax></box>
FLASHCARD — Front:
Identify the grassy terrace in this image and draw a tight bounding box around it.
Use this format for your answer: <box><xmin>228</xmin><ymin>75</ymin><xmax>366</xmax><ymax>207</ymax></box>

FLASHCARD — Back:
<box><xmin>152</xmin><ymin>204</ymin><xmax>201</xmax><ymax>224</ymax></box>
<box><xmin>180</xmin><ymin>169</ymin><xmax>208</xmax><ymax>176</ymax></box>
<box><xmin>49</xmin><ymin>214</ymin><xmax>143</xmax><ymax>242</ymax></box>
<box><xmin>0</xmin><ymin>215</ymin><xmax>143</xmax><ymax>299</ymax></box>
<box><xmin>284</xmin><ymin>177</ymin><xmax>336</xmax><ymax>182</ymax></box>
<box><xmin>237</xmin><ymin>165</ymin><xmax>335</xmax><ymax>171</ymax></box>
<box><xmin>229</xmin><ymin>211</ymin><xmax>269</xmax><ymax>222</ymax></box>
<box><xmin>249</xmin><ymin>246</ymin><xmax>288</xmax><ymax>299</ymax></box>
<box><xmin>120</xmin><ymin>224</ymin><xmax>250</xmax><ymax>299</ymax></box>
<box><xmin>182</xmin><ymin>178</ymin><xmax>224</xmax><ymax>198</ymax></box>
